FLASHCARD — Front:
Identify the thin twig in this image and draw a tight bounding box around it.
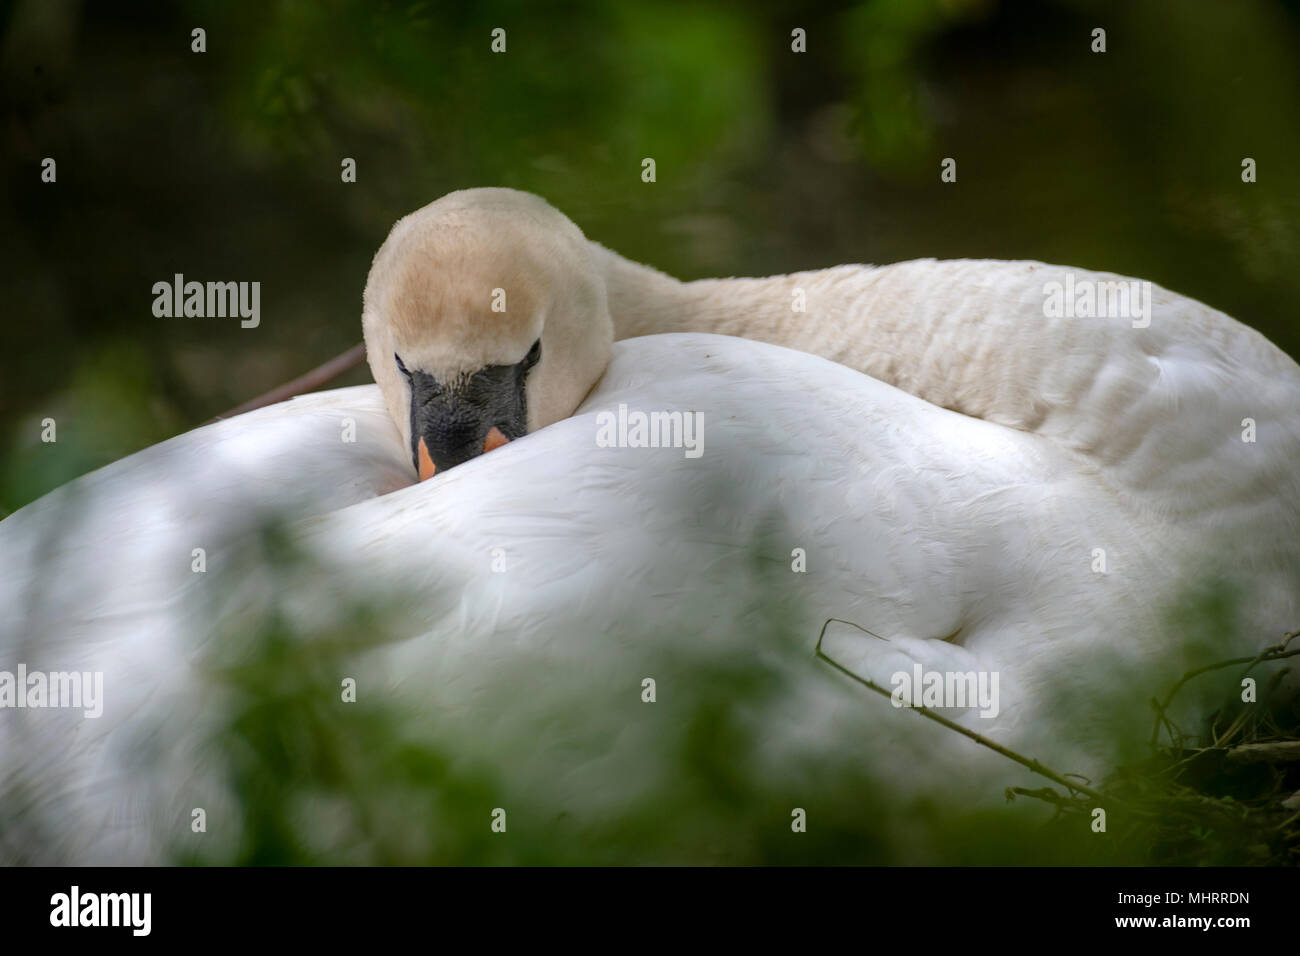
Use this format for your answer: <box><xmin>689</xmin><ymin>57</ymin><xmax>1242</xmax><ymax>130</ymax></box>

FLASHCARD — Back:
<box><xmin>206</xmin><ymin>343</ymin><xmax>367</xmax><ymax>424</ymax></box>
<box><xmin>813</xmin><ymin>617</ymin><xmax>1120</xmax><ymax>806</ymax></box>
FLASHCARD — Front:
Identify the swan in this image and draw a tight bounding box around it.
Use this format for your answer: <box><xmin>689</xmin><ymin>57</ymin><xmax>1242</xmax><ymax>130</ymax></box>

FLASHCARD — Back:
<box><xmin>364</xmin><ymin>187</ymin><xmax>1300</xmax><ymax>639</ymax></box>
<box><xmin>1</xmin><ymin>333</ymin><xmax>1212</xmax><ymax>864</ymax></box>
<box><xmin>2</xmin><ymin>186</ymin><xmax>1297</xmax><ymax>863</ymax></box>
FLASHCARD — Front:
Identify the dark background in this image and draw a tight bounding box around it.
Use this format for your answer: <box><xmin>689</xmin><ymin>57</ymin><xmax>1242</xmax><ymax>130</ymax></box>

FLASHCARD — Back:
<box><xmin>4</xmin><ymin>0</ymin><xmax>1300</xmax><ymax>513</ymax></box>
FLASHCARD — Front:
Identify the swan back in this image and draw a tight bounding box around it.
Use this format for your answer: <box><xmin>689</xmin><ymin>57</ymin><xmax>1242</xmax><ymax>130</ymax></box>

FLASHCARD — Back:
<box><xmin>1</xmin><ymin>334</ymin><xmax>1220</xmax><ymax>862</ymax></box>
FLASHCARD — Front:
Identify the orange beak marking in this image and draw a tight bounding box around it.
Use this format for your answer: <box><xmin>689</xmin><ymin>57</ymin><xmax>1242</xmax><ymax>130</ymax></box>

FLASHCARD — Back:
<box><xmin>417</xmin><ymin>437</ymin><xmax>437</xmax><ymax>482</ymax></box>
<box><xmin>417</xmin><ymin>428</ymin><xmax>511</xmax><ymax>483</ymax></box>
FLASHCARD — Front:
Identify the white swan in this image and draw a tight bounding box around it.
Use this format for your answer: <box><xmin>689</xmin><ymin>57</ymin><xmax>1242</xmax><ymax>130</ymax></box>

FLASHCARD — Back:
<box><xmin>0</xmin><ymin>333</ymin><xmax>1205</xmax><ymax>863</ymax></box>
<box><xmin>364</xmin><ymin>187</ymin><xmax>1300</xmax><ymax>637</ymax></box>
<box><xmin>2</xmin><ymin>187</ymin><xmax>1297</xmax><ymax>863</ymax></box>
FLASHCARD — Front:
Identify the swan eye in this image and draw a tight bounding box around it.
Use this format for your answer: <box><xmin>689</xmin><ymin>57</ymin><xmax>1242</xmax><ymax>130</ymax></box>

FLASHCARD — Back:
<box><xmin>524</xmin><ymin>338</ymin><xmax>541</xmax><ymax>370</ymax></box>
<box><xmin>395</xmin><ymin>354</ymin><xmax>411</xmax><ymax>379</ymax></box>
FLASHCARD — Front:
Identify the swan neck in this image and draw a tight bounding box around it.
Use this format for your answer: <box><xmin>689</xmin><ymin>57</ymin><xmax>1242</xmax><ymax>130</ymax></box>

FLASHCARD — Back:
<box><xmin>593</xmin><ymin>242</ymin><xmax>818</xmax><ymax>346</ymax></box>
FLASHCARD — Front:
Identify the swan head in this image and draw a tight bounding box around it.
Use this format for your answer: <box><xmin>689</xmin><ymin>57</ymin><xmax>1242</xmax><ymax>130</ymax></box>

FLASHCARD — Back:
<box><xmin>362</xmin><ymin>188</ymin><xmax>613</xmax><ymax>480</ymax></box>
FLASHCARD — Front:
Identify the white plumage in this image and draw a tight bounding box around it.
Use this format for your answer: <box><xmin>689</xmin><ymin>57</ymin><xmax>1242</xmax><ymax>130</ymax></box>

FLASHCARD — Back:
<box><xmin>2</xmin><ymin>187</ymin><xmax>1297</xmax><ymax>863</ymax></box>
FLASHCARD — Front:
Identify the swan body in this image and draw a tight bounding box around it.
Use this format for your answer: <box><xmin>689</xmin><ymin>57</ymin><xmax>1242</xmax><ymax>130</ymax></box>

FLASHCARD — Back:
<box><xmin>0</xmin><ymin>333</ymin><xmax>1228</xmax><ymax>863</ymax></box>
<box><xmin>3</xmin><ymin>185</ymin><xmax>1298</xmax><ymax>862</ymax></box>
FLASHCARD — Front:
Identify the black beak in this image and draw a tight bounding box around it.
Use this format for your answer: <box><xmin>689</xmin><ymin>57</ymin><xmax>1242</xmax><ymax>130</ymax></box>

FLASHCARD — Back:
<box><xmin>400</xmin><ymin>339</ymin><xmax>540</xmax><ymax>479</ymax></box>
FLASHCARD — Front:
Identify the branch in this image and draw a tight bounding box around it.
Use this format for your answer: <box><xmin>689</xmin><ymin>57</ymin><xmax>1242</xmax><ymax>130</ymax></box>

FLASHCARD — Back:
<box><xmin>813</xmin><ymin>618</ymin><xmax>1119</xmax><ymax>806</ymax></box>
<box><xmin>1225</xmin><ymin>741</ymin><xmax>1300</xmax><ymax>765</ymax></box>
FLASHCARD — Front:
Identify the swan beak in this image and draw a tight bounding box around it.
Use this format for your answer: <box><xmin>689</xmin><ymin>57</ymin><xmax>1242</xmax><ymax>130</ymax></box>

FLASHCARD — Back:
<box><xmin>417</xmin><ymin>437</ymin><xmax>437</xmax><ymax>481</ymax></box>
<box><xmin>417</xmin><ymin>427</ymin><xmax>512</xmax><ymax>482</ymax></box>
<box><xmin>405</xmin><ymin>339</ymin><xmax>538</xmax><ymax>481</ymax></box>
